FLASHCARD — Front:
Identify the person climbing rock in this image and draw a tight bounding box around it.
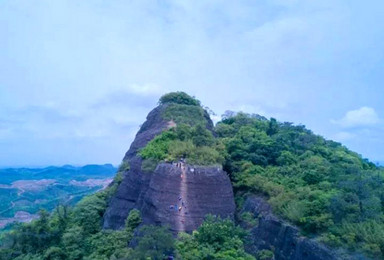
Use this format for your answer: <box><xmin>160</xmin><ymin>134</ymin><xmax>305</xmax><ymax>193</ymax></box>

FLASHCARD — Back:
<box><xmin>179</xmin><ymin>206</ymin><xmax>182</xmax><ymax>212</ymax></box>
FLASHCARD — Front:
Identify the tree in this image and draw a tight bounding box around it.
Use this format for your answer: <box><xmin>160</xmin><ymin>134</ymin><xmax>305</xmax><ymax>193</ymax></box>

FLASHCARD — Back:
<box><xmin>131</xmin><ymin>225</ymin><xmax>174</xmax><ymax>260</ymax></box>
<box><xmin>267</xmin><ymin>118</ymin><xmax>278</xmax><ymax>136</ymax></box>
<box><xmin>43</xmin><ymin>247</ymin><xmax>66</xmax><ymax>260</ymax></box>
<box><xmin>62</xmin><ymin>226</ymin><xmax>85</xmax><ymax>260</ymax></box>
<box><xmin>176</xmin><ymin>215</ymin><xmax>255</xmax><ymax>260</ymax></box>
<box><xmin>86</xmin><ymin>230</ymin><xmax>132</xmax><ymax>260</ymax></box>
<box><xmin>73</xmin><ymin>194</ymin><xmax>107</xmax><ymax>235</ymax></box>
<box><xmin>125</xmin><ymin>209</ymin><xmax>142</xmax><ymax>231</ymax></box>
<box><xmin>192</xmin><ymin>124</ymin><xmax>215</xmax><ymax>147</ymax></box>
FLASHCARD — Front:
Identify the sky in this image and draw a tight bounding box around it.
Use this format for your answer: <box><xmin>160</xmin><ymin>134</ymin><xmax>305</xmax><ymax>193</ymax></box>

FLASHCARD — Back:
<box><xmin>0</xmin><ymin>0</ymin><xmax>383</xmax><ymax>167</ymax></box>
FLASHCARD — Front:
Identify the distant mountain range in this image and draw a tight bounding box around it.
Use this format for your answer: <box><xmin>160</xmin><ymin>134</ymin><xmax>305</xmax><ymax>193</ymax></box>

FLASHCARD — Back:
<box><xmin>0</xmin><ymin>164</ymin><xmax>117</xmax><ymax>229</ymax></box>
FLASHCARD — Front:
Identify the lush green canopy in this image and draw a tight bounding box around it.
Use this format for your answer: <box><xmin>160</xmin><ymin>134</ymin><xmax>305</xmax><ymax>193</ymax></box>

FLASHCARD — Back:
<box><xmin>139</xmin><ymin>124</ymin><xmax>224</xmax><ymax>167</ymax></box>
<box><xmin>218</xmin><ymin>112</ymin><xmax>384</xmax><ymax>258</ymax></box>
<box><xmin>159</xmin><ymin>91</ymin><xmax>201</xmax><ymax>106</ymax></box>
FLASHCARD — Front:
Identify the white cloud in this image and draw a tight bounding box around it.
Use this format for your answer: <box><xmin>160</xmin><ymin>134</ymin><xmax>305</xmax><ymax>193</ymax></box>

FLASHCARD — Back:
<box><xmin>332</xmin><ymin>107</ymin><xmax>380</xmax><ymax>128</ymax></box>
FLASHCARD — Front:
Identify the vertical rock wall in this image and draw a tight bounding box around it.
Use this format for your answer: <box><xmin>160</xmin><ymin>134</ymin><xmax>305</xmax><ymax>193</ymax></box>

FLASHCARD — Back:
<box><xmin>138</xmin><ymin>163</ymin><xmax>235</xmax><ymax>233</ymax></box>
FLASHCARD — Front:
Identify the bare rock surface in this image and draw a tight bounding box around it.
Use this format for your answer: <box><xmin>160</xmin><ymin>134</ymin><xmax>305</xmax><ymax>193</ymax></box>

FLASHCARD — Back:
<box><xmin>103</xmin><ymin>105</ymin><xmax>235</xmax><ymax>231</ymax></box>
<box><xmin>137</xmin><ymin>163</ymin><xmax>235</xmax><ymax>232</ymax></box>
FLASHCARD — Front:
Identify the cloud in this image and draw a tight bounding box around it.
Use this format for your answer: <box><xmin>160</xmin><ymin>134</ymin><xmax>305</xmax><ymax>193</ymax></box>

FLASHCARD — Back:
<box><xmin>332</xmin><ymin>107</ymin><xmax>380</xmax><ymax>128</ymax></box>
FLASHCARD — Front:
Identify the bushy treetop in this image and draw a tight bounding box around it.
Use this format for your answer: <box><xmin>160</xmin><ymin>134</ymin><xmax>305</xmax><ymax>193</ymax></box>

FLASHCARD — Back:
<box><xmin>159</xmin><ymin>91</ymin><xmax>201</xmax><ymax>106</ymax></box>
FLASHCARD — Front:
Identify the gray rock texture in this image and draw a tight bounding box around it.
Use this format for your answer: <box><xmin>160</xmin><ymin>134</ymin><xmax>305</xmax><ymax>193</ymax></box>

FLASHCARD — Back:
<box><xmin>103</xmin><ymin>105</ymin><xmax>235</xmax><ymax>232</ymax></box>
<box><xmin>241</xmin><ymin>196</ymin><xmax>366</xmax><ymax>260</ymax></box>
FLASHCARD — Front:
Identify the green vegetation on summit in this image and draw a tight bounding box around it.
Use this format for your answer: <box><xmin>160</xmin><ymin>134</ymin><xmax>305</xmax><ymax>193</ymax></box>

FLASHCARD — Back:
<box><xmin>160</xmin><ymin>92</ymin><xmax>209</xmax><ymax>127</ymax></box>
<box><xmin>140</xmin><ymin>92</ymin><xmax>223</xmax><ymax>166</ymax></box>
<box><xmin>139</xmin><ymin>124</ymin><xmax>224</xmax><ymax>166</ymax></box>
<box><xmin>159</xmin><ymin>91</ymin><xmax>201</xmax><ymax>106</ymax></box>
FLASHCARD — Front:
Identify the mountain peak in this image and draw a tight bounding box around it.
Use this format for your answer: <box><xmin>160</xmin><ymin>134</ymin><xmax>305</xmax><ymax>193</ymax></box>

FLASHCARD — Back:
<box><xmin>103</xmin><ymin>95</ymin><xmax>235</xmax><ymax>231</ymax></box>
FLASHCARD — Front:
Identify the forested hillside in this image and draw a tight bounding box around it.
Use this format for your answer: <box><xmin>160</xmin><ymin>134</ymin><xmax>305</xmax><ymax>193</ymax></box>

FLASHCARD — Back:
<box><xmin>0</xmin><ymin>92</ymin><xmax>382</xmax><ymax>259</ymax></box>
<box><xmin>217</xmin><ymin>112</ymin><xmax>384</xmax><ymax>258</ymax></box>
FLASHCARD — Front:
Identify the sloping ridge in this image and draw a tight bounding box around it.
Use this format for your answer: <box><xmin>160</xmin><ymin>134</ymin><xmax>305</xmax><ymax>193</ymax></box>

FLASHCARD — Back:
<box><xmin>240</xmin><ymin>196</ymin><xmax>347</xmax><ymax>260</ymax></box>
<box><xmin>102</xmin><ymin>104</ymin><xmax>236</xmax><ymax>232</ymax></box>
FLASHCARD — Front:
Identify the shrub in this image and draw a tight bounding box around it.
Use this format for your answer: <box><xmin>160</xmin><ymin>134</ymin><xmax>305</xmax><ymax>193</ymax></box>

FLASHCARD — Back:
<box><xmin>140</xmin><ymin>127</ymin><xmax>223</xmax><ymax>166</ymax></box>
<box><xmin>163</xmin><ymin>103</ymin><xmax>207</xmax><ymax>126</ymax></box>
<box><xmin>43</xmin><ymin>246</ymin><xmax>66</xmax><ymax>260</ymax></box>
<box><xmin>131</xmin><ymin>225</ymin><xmax>175</xmax><ymax>260</ymax></box>
<box><xmin>240</xmin><ymin>212</ymin><xmax>258</xmax><ymax>228</ymax></box>
<box><xmin>333</xmin><ymin>221</ymin><xmax>384</xmax><ymax>257</ymax></box>
<box><xmin>257</xmin><ymin>249</ymin><xmax>274</xmax><ymax>260</ymax></box>
<box><xmin>73</xmin><ymin>195</ymin><xmax>107</xmax><ymax>235</ymax></box>
<box><xmin>188</xmin><ymin>146</ymin><xmax>224</xmax><ymax>166</ymax></box>
<box><xmin>139</xmin><ymin>130</ymin><xmax>177</xmax><ymax>160</ymax></box>
<box><xmin>281</xmin><ymin>200</ymin><xmax>308</xmax><ymax>224</ymax></box>
<box><xmin>118</xmin><ymin>161</ymin><xmax>130</xmax><ymax>172</ymax></box>
<box><xmin>176</xmin><ymin>215</ymin><xmax>255</xmax><ymax>260</ymax></box>
<box><xmin>125</xmin><ymin>209</ymin><xmax>142</xmax><ymax>231</ymax></box>
<box><xmin>167</xmin><ymin>140</ymin><xmax>195</xmax><ymax>160</ymax></box>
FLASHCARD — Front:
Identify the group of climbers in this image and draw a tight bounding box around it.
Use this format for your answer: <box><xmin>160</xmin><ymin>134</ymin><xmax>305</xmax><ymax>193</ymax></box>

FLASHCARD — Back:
<box><xmin>169</xmin><ymin>197</ymin><xmax>187</xmax><ymax>213</ymax></box>
<box><xmin>168</xmin><ymin>158</ymin><xmax>188</xmax><ymax>224</ymax></box>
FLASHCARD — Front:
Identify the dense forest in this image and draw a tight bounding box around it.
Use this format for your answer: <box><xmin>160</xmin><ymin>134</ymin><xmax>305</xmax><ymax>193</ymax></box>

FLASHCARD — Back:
<box><xmin>217</xmin><ymin>112</ymin><xmax>384</xmax><ymax>258</ymax></box>
<box><xmin>0</xmin><ymin>92</ymin><xmax>383</xmax><ymax>259</ymax></box>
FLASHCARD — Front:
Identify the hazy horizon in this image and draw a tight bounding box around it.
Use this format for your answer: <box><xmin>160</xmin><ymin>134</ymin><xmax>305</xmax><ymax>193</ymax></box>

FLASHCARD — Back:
<box><xmin>1</xmin><ymin>1</ymin><xmax>383</xmax><ymax>167</ymax></box>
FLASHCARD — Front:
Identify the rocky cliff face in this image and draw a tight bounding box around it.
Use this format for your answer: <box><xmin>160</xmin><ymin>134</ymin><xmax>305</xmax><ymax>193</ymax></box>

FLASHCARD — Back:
<box><xmin>103</xmin><ymin>104</ymin><xmax>235</xmax><ymax>232</ymax></box>
<box><xmin>240</xmin><ymin>196</ymin><xmax>365</xmax><ymax>260</ymax></box>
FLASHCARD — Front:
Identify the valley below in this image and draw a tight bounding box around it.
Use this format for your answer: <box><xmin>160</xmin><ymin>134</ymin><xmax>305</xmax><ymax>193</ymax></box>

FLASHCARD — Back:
<box><xmin>0</xmin><ymin>164</ymin><xmax>116</xmax><ymax>229</ymax></box>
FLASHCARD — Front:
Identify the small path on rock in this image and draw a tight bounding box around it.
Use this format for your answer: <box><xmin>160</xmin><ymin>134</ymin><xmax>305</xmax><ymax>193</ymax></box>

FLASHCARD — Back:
<box><xmin>176</xmin><ymin>162</ymin><xmax>188</xmax><ymax>232</ymax></box>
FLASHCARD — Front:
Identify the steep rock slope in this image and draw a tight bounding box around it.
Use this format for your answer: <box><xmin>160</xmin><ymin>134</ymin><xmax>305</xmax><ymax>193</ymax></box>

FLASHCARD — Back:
<box><xmin>240</xmin><ymin>196</ymin><xmax>367</xmax><ymax>260</ymax></box>
<box><xmin>103</xmin><ymin>103</ymin><xmax>235</xmax><ymax>232</ymax></box>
